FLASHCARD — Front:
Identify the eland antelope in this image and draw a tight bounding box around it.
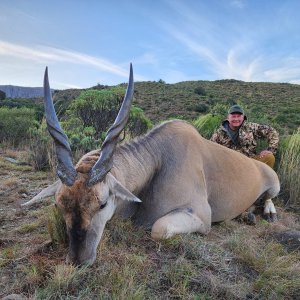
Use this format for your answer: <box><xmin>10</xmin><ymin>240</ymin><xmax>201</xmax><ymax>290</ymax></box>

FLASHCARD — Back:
<box><xmin>23</xmin><ymin>64</ymin><xmax>280</xmax><ymax>265</ymax></box>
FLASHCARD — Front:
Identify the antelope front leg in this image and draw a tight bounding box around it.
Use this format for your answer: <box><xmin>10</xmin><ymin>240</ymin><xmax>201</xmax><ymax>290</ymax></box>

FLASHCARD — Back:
<box><xmin>264</xmin><ymin>199</ymin><xmax>277</xmax><ymax>222</ymax></box>
<box><xmin>151</xmin><ymin>208</ymin><xmax>211</xmax><ymax>240</ymax></box>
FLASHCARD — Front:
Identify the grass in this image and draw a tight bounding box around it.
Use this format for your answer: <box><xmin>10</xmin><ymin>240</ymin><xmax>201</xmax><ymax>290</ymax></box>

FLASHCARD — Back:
<box><xmin>0</xmin><ymin>244</ymin><xmax>21</xmax><ymax>267</ymax></box>
<box><xmin>224</xmin><ymin>230</ymin><xmax>300</xmax><ymax>299</ymax></box>
<box><xmin>1</xmin><ymin>177</ymin><xmax>18</xmax><ymax>188</ymax></box>
<box><xmin>0</xmin><ymin>158</ymin><xmax>32</xmax><ymax>172</ymax></box>
<box><xmin>36</xmin><ymin>264</ymin><xmax>89</xmax><ymax>299</ymax></box>
<box><xmin>15</xmin><ymin>222</ymin><xmax>41</xmax><ymax>234</ymax></box>
<box><xmin>277</xmin><ymin>132</ymin><xmax>300</xmax><ymax>208</ymax></box>
<box><xmin>24</xmin><ymin>214</ymin><xmax>299</xmax><ymax>299</ymax></box>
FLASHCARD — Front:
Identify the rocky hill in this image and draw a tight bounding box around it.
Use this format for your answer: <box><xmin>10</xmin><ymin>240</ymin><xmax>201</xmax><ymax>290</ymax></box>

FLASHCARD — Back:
<box><xmin>0</xmin><ymin>85</ymin><xmax>53</xmax><ymax>98</ymax></box>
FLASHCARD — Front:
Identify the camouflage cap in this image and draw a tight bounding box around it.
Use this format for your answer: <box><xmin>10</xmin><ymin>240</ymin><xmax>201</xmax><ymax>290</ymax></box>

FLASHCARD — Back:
<box><xmin>228</xmin><ymin>105</ymin><xmax>244</xmax><ymax>114</ymax></box>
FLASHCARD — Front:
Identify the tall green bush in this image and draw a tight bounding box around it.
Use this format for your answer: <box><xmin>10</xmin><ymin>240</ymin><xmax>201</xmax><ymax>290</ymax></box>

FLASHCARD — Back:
<box><xmin>193</xmin><ymin>113</ymin><xmax>223</xmax><ymax>139</ymax></box>
<box><xmin>62</xmin><ymin>88</ymin><xmax>153</xmax><ymax>154</ymax></box>
<box><xmin>277</xmin><ymin>131</ymin><xmax>300</xmax><ymax>208</ymax></box>
<box><xmin>0</xmin><ymin>107</ymin><xmax>36</xmax><ymax>146</ymax></box>
<box><xmin>69</xmin><ymin>88</ymin><xmax>124</xmax><ymax>138</ymax></box>
<box><xmin>128</xmin><ymin>105</ymin><xmax>153</xmax><ymax>137</ymax></box>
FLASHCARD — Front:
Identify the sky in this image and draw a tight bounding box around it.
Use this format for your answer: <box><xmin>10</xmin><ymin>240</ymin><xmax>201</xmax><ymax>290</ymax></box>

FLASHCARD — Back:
<box><xmin>0</xmin><ymin>0</ymin><xmax>300</xmax><ymax>89</ymax></box>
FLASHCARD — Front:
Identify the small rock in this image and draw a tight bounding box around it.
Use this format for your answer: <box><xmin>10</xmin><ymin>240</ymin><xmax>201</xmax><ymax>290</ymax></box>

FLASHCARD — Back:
<box><xmin>4</xmin><ymin>157</ymin><xmax>19</xmax><ymax>164</ymax></box>
<box><xmin>21</xmin><ymin>193</ymin><xmax>28</xmax><ymax>198</ymax></box>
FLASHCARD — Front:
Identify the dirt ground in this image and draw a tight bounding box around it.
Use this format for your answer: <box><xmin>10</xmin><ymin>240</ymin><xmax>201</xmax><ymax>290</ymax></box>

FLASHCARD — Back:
<box><xmin>0</xmin><ymin>150</ymin><xmax>63</xmax><ymax>297</ymax></box>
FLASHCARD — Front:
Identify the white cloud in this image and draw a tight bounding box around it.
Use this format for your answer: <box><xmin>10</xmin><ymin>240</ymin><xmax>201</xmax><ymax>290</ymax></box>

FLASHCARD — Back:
<box><xmin>0</xmin><ymin>40</ymin><xmax>130</xmax><ymax>78</ymax></box>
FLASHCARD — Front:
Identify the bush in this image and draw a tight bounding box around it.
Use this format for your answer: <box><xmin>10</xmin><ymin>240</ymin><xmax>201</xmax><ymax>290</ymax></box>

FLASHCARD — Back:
<box><xmin>69</xmin><ymin>88</ymin><xmax>124</xmax><ymax>138</ymax></box>
<box><xmin>62</xmin><ymin>89</ymin><xmax>152</xmax><ymax>154</ymax></box>
<box><xmin>277</xmin><ymin>131</ymin><xmax>300</xmax><ymax>208</ymax></box>
<box><xmin>193</xmin><ymin>114</ymin><xmax>223</xmax><ymax>139</ymax></box>
<box><xmin>194</xmin><ymin>103</ymin><xmax>209</xmax><ymax>113</ymax></box>
<box><xmin>0</xmin><ymin>107</ymin><xmax>36</xmax><ymax>147</ymax></box>
<box><xmin>210</xmin><ymin>103</ymin><xmax>228</xmax><ymax>118</ymax></box>
<box><xmin>128</xmin><ymin>106</ymin><xmax>153</xmax><ymax>137</ymax></box>
<box><xmin>194</xmin><ymin>86</ymin><xmax>206</xmax><ymax>96</ymax></box>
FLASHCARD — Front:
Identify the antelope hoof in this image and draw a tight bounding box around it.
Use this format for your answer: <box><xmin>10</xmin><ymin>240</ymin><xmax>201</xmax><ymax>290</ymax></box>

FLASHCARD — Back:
<box><xmin>264</xmin><ymin>213</ymin><xmax>277</xmax><ymax>223</ymax></box>
<box><xmin>270</xmin><ymin>213</ymin><xmax>278</xmax><ymax>222</ymax></box>
<box><xmin>245</xmin><ymin>212</ymin><xmax>256</xmax><ymax>225</ymax></box>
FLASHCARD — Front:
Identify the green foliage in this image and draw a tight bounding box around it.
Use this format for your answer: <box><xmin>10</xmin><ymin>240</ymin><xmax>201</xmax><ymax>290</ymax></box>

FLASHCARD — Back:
<box><xmin>210</xmin><ymin>103</ymin><xmax>228</xmax><ymax>117</ymax></box>
<box><xmin>194</xmin><ymin>86</ymin><xmax>206</xmax><ymax>96</ymax></box>
<box><xmin>0</xmin><ymin>98</ymin><xmax>44</xmax><ymax>121</ymax></box>
<box><xmin>158</xmin><ymin>79</ymin><xmax>166</xmax><ymax>84</ymax></box>
<box><xmin>193</xmin><ymin>113</ymin><xmax>223</xmax><ymax>139</ymax></box>
<box><xmin>128</xmin><ymin>105</ymin><xmax>153</xmax><ymax>137</ymax></box>
<box><xmin>0</xmin><ymin>107</ymin><xmax>36</xmax><ymax>146</ymax></box>
<box><xmin>69</xmin><ymin>88</ymin><xmax>124</xmax><ymax>137</ymax></box>
<box><xmin>277</xmin><ymin>131</ymin><xmax>300</xmax><ymax>208</ymax></box>
<box><xmin>194</xmin><ymin>103</ymin><xmax>209</xmax><ymax>113</ymax></box>
<box><xmin>62</xmin><ymin>89</ymin><xmax>152</xmax><ymax>154</ymax></box>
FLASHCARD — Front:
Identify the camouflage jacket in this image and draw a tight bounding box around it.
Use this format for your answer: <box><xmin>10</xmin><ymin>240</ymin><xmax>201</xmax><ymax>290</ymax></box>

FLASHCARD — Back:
<box><xmin>210</xmin><ymin>120</ymin><xmax>279</xmax><ymax>157</ymax></box>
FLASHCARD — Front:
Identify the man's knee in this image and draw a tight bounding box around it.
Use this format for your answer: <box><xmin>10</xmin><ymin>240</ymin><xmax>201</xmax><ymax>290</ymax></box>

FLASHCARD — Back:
<box><xmin>254</xmin><ymin>153</ymin><xmax>275</xmax><ymax>168</ymax></box>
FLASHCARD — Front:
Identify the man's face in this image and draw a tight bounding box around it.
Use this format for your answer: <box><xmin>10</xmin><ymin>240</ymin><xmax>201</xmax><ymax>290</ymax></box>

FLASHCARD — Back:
<box><xmin>228</xmin><ymin>113</ymin><xmax>244</xmax><ymax>129</ymax></box>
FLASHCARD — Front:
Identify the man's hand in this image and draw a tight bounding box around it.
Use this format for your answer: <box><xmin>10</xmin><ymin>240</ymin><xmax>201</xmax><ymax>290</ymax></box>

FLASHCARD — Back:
<box><xmin>259</xmin><ymin>150</ymin><xmax>273</xmax><ymax>157</ymax></box>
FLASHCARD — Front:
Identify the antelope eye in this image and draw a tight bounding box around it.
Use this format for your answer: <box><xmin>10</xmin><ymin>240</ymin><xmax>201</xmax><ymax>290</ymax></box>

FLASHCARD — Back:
<box><xmin>100</xmin><ymin>202</ymin><xmax>107</xmax><ymax>209</ymax></box>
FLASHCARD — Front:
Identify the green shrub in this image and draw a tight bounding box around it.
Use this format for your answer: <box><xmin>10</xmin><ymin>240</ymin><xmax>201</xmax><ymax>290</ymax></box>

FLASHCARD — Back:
<box><xmin>0</xmin><ymin>107</ymin><xmax>36</xmax><ymax>147</ymax></box>
<box><xmin>194</xmin><ymin>103</ymin><xmax>209</xmax><ymax>113</ymax></box>
<box><xmin>62</xmin><ymin>89</ymin><xmax>152</xmax><ymax>154</ymax></box>
<box><xmin>193</xmin><ymin>114</ymin><xmax>223</xmax><ymax>139</ymax></box>
<box><xmin>194</xmin><ymin>86</ymin><xmax>206</xmax><ymax>96</ymax></box>
<box><xmin>128</xmin><ymin>105</ymin><xmax>153</xmax><ymax>137</ymax></box>
<box><xmin>69</xmin><ymin>88</ymin><xmax>124</xmax><ymax>138</ymax></box>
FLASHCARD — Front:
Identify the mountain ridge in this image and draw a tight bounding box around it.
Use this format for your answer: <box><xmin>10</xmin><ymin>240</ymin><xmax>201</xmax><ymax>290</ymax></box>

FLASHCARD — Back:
<box><xmin>0</xmin><ymin>85</ymin><xmax>54</xmax><ymax>98</ymax></box>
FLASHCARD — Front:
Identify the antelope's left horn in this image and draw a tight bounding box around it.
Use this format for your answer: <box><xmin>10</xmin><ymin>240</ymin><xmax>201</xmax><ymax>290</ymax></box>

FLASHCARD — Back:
<box><xmin>87</xmin><ymin>63</ymin><xmax>134</xmax><ymax>186</ymax></box>
<box><xmin>44</xmin><ymin>67</ymin><xmax>77</xmax><ymax>186</ymax></box>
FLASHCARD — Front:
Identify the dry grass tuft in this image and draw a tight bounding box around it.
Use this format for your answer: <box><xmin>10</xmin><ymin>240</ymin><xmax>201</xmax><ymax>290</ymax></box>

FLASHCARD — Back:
<box><xmin>15</xmin><ymin>222</ymin><xmax>41</xmax><ymax>234</ymax></box>
<box><xmin>2</xmin><ymin>177</ymin><xmax>18</xmax><ymax>188</ymax></box>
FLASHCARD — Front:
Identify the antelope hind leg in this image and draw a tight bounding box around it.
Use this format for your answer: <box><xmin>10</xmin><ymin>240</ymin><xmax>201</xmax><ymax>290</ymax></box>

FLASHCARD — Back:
<box><xmin>151</xmin><ymin>208</ymin><xmax>211</xmax><ymax>240</ymax></box>
<box><xmin>264</xmin><ymin>199</ymin><xmax>277</xmax><ymax>222</ymax></box>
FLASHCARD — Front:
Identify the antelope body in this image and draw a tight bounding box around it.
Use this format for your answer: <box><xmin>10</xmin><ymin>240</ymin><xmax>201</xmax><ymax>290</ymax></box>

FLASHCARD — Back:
<box><xmin>23</xmin><ymin>65</ymin><xmax>280</xmax><ymax>265</ymax></box>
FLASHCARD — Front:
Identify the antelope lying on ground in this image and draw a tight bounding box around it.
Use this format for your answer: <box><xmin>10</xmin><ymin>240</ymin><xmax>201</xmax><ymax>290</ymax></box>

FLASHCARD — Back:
<box><xmin>23</xmin><ymin>65</ymin><xmax>280</xmax><ymax>265</ymax></box>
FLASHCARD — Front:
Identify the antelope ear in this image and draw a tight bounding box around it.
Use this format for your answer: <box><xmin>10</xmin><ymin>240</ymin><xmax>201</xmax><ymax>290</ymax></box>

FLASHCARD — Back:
<box><xmin>21</xmin><ymin>180</ymin><xmax>61</xmax><ymax>207</ymax></box>
<box><xmin>106</xmin><ymin>173</ymin><xmax>141</xmax><ymax>203</ymax></box>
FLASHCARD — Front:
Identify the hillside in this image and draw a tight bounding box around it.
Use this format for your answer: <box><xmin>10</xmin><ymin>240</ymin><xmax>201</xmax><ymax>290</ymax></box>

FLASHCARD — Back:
<box><xmin>2</xmin><ymin>79</ymin><xmax>300</xmax><ymax>133</ymax></box>
<box><xmin>55</xmin><ymin>80</ymin><xmax>300</xmax><ymax>133</ymax></box>
<box><xmin>132</xmin><ymin>80</ymin><xmax>300</xmax><ymax>132</ymax></box>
